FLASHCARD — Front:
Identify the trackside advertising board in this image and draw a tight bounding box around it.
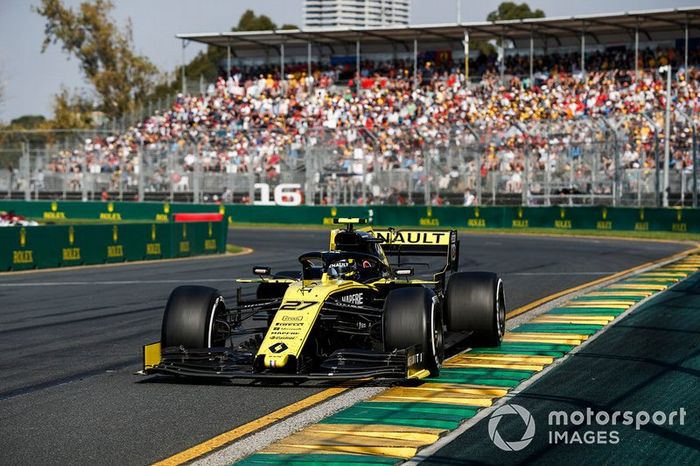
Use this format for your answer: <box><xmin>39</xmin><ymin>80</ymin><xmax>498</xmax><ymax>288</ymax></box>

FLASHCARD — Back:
<box><xmin>0</xmin><ymin>221</ymin><xmax>227</xmax><ymax>271</ymax></box>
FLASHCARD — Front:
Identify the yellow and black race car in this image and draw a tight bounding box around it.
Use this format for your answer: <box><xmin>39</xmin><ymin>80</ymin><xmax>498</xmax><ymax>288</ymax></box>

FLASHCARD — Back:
<box><xmin>142</xmin><ymin>219</ymin><xmax>506</xmax><ymax>380</ymax></box>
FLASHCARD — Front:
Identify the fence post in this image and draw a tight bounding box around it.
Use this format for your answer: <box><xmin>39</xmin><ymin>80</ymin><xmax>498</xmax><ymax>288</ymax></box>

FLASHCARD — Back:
<box><xmin>545</xmin><ymin>149</ymin><xmax>551</xmax><ymax>206</ymax></box>
<box><xmin>613</xmin><ymin>135</ymin><xmax>620</xmax><ymax>207</ymax></box>
<box><xmin>654</xmin><ymin>134</ymin><xmax>660</xmax><ymax>207</ymax></box>
<box><xmin>424</xmin><ymin>149</ymin><xmax>431</xmax><ymax>205</ymax></box>
<box><xmin>80</xmin><ymin>143</ymin><xmax>88</xmax><ymax>202</ymax></box>
<box><xmin>476</xmin><ymin>150</ymin><xmax>482</xmax><ymax>205</ymax></box>
<box><xmin>304</xmin><ymin>136</ymin><xmax>314</xmax><ymax>205</ymax></box>
<box><xmin>22</xmin><ymin>141</ymin><xmax>31</xmax><ymax>201</ymax></box>
<box><xmin>522</xmin><ymin>145</ymin><xmax>529</xmax><ymax>206</ymax></box>
<box><xmin>193</xmin><ymin>143</ymin><xmax>201</xmax><ymax>204</ymax></box>
<box><xmin>169</xmin><ymin>147</ymin><xmax>175</xmax><ymax>202</ymax></box>
<box><xmin>361</xmin><ymin>147</ymin><xmax>367</xmax><ymax>205</ymax></box>
<box><xmin>693</xmin><ymin>125</ymin><xmax>697</xmax><ymax>208</ymax></box>
<box><xmin>138</xmin><ymin>141</ymin><xmax>145</xmax><ymax>202</ymax></box>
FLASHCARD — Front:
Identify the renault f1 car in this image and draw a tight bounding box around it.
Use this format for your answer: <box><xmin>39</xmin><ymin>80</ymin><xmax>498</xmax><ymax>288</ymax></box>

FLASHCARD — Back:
<box><xmin>142</xmin><ymin>219</ymin><xmax>506</xmax><ymax>380</ymax></box>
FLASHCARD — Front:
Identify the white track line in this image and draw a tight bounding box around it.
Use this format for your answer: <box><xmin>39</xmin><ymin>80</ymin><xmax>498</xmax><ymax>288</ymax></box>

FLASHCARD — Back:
<box><xmin>0</xmin><ymin>279</ymin><xmax>233</xmax><ymax>286</ymax></box>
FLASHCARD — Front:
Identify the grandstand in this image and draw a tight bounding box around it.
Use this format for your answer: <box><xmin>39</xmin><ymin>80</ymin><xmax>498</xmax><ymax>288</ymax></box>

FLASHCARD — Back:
<box><xmin>1</xmin><ymin>7</ymin><xmax>698</xmax><ymax>208</ymax></box>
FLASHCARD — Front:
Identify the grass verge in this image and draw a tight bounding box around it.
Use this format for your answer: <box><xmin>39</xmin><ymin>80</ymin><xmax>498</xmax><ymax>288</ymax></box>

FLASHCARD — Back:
<box><xmin>226</xmin><ymin>244</ymin><xmax>244</xmax><ymax>254</ymax></box>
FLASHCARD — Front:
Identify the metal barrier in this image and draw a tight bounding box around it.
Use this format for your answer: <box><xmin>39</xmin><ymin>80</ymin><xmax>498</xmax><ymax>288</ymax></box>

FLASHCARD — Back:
<box><xmin>0</xmin><ymin>220</ymin><xmax>228</xmax><ymax>271</ymax></box>
<box><xmin>221</xmin><ymin>204</ymin><xmax>700</xmax><ymax>234</ymax></box>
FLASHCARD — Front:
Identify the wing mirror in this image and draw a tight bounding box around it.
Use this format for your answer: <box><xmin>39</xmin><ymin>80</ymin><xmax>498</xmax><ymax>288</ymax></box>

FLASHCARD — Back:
<box><xmin>252</xmin><ymin>266</ymin><xmax>271</xmax><ymax>276</ymax></box>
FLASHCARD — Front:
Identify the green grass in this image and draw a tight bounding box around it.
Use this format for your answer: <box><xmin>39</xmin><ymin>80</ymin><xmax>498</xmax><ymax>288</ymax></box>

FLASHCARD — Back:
<box><xmin>226</xmin><ymin>244</ymin><xmax>244</xmax><ymax>254</ymax></box>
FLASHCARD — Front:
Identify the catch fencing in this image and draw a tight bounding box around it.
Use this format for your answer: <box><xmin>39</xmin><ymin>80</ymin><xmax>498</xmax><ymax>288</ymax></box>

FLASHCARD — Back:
<box><xmin>0</xmin><ymin>112</ymin><xmax>697</xmax><ymax>207</ymax></box>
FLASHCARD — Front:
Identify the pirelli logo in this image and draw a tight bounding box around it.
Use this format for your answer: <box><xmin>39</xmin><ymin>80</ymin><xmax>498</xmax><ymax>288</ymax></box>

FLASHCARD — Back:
<box><xmin>374</xmin><ymin>230</ymin><xmax>450</xmax><ymax>245</ymax></box>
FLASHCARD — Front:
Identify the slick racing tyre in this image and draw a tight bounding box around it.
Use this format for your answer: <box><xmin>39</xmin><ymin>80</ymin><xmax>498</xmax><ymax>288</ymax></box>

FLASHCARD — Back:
<box><xmin>161</xmin><ymin>285</ymin><xmax>226</xmax><ymax>348</ymax></box>
<box><xmin>383</xmin><ymin>287</ymin><xmax>444</xmax><ymax>377</ymax></box>
<box><xmin>445</xmin><ymin>272</ymin><xmax>506</xmax><ymax>346</ymax></box>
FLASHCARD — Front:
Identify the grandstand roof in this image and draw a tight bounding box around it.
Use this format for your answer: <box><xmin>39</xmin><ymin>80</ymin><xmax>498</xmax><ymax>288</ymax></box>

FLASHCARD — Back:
<box><xmin>176</xmin><ymin>7</ymin><xmax>699</xmax><ymax>57</ymax></box>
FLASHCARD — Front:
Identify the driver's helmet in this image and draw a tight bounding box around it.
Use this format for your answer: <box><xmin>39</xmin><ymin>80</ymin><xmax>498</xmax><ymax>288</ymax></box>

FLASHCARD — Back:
<box><xmin>329</xmin><ymin>259</ymin><xmax>358</xmax><ymax>280</ymax></box>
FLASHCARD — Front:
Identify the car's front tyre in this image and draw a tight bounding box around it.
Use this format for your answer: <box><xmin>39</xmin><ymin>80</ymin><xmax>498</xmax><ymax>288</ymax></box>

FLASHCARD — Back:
<box><xmin>161</xmin><ymin>285</ymin><xmax>226</xmax><ymax>348</ymax></box>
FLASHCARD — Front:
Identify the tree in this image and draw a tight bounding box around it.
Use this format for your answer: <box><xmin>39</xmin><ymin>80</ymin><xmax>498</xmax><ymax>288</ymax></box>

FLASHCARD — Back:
<box><xmin>9</xmin><ymin>115</ymin><xmax>47</xmax><ymax>129</ymax></box>
<box><xmin>34</xmin><ymin>0</ymin><xmax>157</xmax><ymax>120</ymax></box>
<box><xmin>148</xmin><ymin>9</ymin><xmax>298</xmax><ymax>102</ymax></box>
<box><xmin>235</xmin><ymin>9</ymin><xmax>277</xmax><ymax>31</ymax></box>
<box><xmin>50</xmin><ymin>88</ymin><xmax>94</xmax><ymax>129</ymax></box>
<box><xmin>472</xmin><ymin>3</ymin><xmax>545</xmax><ymax>55</ymax></box>
<box><xmin>487</xmin><ymin>2</ymin><xmax>545</xmax><ymax>22</ymax></box>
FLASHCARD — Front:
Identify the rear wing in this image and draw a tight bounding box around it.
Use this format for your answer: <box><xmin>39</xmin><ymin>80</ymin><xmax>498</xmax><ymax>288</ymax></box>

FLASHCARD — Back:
<box><xmin>373</xmin><ymin>229</ymin><xmax>459</xmax><ymax>272</ymax></box>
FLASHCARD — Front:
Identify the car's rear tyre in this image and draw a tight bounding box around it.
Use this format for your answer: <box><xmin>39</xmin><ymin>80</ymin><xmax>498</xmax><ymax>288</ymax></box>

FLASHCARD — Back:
<box><xmin>161</xmin><ymin>285</ymin><xmax>226</xmax><ymax>348</ymax></box>
<box><xmin>445</xmin><ymin>272</ymin><xmax>506</xmax><ymax>346</ymax></box>
<box><xmin>383</xmin><ymin>287</ymin><xmax>443</xmax><ymax>377</ymax></box>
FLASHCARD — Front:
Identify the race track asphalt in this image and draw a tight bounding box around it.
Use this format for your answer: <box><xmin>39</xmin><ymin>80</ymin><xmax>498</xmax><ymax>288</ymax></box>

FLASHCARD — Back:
<box><xmin>0</xmin><ymin>228</ymin><xmax>691</xmax><ymax>465</ymax></box>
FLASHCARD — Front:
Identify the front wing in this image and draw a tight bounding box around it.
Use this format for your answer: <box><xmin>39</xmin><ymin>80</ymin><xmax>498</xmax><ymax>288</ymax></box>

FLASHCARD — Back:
<box><xmin>141</xmin><ymin>343</ymin><xmax>430</xmax><ymax>380</ymax></box>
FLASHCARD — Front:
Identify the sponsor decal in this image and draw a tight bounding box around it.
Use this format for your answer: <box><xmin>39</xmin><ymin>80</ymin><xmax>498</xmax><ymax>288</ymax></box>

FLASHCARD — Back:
<box><xmin>467</xmin><ymin>207</ymin><xmax>486</xmax><ymax>228</ymax></box>
<box><xmin>43</xmin><ymin>201</ymin><xmax>66</xmax><ymax>219</ymax></box>
<box><xmin>597</xmin><ymin>208</ymin><xmax>612</xmax><ymax>230</ymax></box>
<box><xmin>155</xmin><ymin>202</ymin><xmax>170</xmax><ymax>221</ymax></box>
<box><xmin>407</xmin><ymin>352</ymin><xmax>423</xmax><ymax>367</ymax></box>
<box><xmin>179</xmin><ymin>241</ymin><xmax>190</xmax><ymax>253</ymax></box>
<box><xmin>268</xmin><ymin>342</ymin><xmax>289</xmax><ymax>354</ymax></box>
<box><xmin>282</xmin><ymin>315</ymin><xmax>304</xmax><ymax>321</ymax></box>
<box><xmin>420</xmin><ymin>206</ymin><xmax>439</xmax><ymax>226</ymax></box>
<box><xmin>555</xmin><ymin>208</ymin><xmax>572</xmax><ymax>229</ymax></box>
<box><xmin>62</xmin><ymin>226</ymin><xmax>81</xmax><ymax>260</ymax></box>
<box><xmin>13</xmin><ymin>250</ymin><xmax>33</xmax><ymax>264</ymax></box>
<box><xmin>512</xmin><ymin>208</ymin><xmax>528</xmax><ymax>228</ymax></box>
<box><xmin>204</xmin><ymin>239</ymin><xmax>217</xmax><ymax>250</ymax></box>
<box><xmin>146</xmin><ymin>243</ymin><xmax>161</xmax><ymax>255</ymax></box>
<box><xmin>107</xmin><ymin>245</ymin><xmax>124</xmax><ymax>258</ymax></box>
<box><xmin>375</xmin><ymin>230</ymin><xmax>449</xmax><ymax>245</ymax></box>
<box><xmin>100</xmin><ymin>202</ymin><xmax>122</xmax><ymax>220</ymax></box>
<box><xmin>323</xmin><ymin>207</ymin><xmax>339</xmax><ymax>225</ymax></box>
<box><xmin>62</xmin><ymin>247</ymin><xmax>81</xmax><ymax>261</ymax></box>
<box><xmin>13</xmin><ymin>227</ymin><xmax>34</xmax><ymax>265</ymax></box>
<box><xmin>107</xmin><ymin>225</ymin><xmax>124</xmax><ymax>258</ymax></box>
<box><xmin>340</xmin><ymin>293</ymin><xmax>363</xmax><ymax>305</ymax></box>
<box><xmin>672</xmin><ymin>208</ymin><xmax>686</xmax><ymax>232</ymax></box>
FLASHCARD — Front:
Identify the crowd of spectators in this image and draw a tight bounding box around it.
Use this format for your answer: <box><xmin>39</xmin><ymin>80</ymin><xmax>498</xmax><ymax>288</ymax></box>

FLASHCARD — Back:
<box><xmin>40</xmin><ymin>47</ymin><xmax>700</xmax><ymax>203</ymax></box>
